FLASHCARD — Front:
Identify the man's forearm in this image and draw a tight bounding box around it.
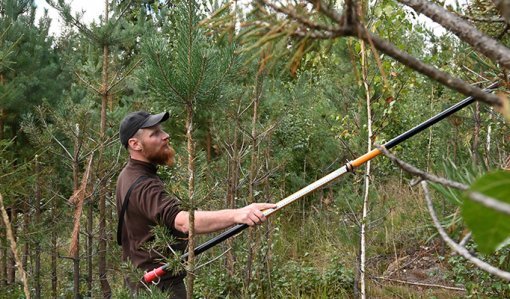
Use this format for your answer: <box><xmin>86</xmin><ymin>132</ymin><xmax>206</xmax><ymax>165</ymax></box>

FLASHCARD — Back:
<box><xmin>175</xmin><ymin>210</ymin><xmax>237</xmax><ymax>234</ymax></box>
<box><xmin>174</xmin><ymin>203</ymin><xmax>275</xmax><ymax>234</ymax></box>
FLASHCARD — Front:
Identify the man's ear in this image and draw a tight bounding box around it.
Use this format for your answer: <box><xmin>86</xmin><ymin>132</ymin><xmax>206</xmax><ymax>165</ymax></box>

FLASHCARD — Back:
<box><xmin>128</xmin><ymin>138</ymin><xmax>142</xmax><ymax>151</ymax></box>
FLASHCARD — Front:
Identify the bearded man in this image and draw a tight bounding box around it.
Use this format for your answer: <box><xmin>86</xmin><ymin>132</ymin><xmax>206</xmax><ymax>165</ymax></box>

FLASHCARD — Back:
<box><xmin>116</xmin><ymin>111</ymin><xmax>275</xmax><ymax>298</ymax></box>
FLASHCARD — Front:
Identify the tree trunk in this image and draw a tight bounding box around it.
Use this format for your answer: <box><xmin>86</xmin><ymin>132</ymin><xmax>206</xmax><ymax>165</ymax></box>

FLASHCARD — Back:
<box><xmin>358</xmin><ymin>38</ymin><xmax>373</xmax><ymax>299</ymax></box>
<box><xmin>185</xmin><ymin>104</ymin><xmax>196</xmax><ymax>299</ymax></box>
<box><xmin>72</xmin><ymin>158</ymin><xmax>80</xmax><ymax>299</ymax></box>
<box><xmin>485</xmin><ymin>107</ymin><xmax>493</xmax><ymax>166</ymax></box>
<box><xmin>0</xmin><ymin>228</ymin><xmax>5</xmax><ymax>287</ymax></box>
<box><xmin>0</xmin><ymin>194</ymin><xmax>30</xmax><ymax>299</ymax></box>
<box><xmin>34</xmin><ymin>156</ymin><xmax>42</xmax><ymax>299</ymax></box>
<box><xmin>51</xmin><ymin>198</ymin><xmax>58</xmax><ymax>298</ymax></box>
<box><xmin>472</xmin><ymin>101</ymin><xmax>480</xmax><ymax>165</ymax></box>
<box><xmin>426</xmin><ymin>87</ymin><xmax>434</xmax><ymax>172</ymax></box>
<box><xmin>263</xmin><ymin>133</ymin><xmax>273</xmax><ymax>297</ymax></box>
<box><xmin>206</xmin><ymin>123</ymin><xmax>212</xmax><ymax>163</ymax></box>
<box><xmin>245</xmin><ymin>64</ymin><xmax>264</xmax><ymax>289</ymax></box>
<box><xmin>22</xmin><ymin>197</ymin><xmax>29</xmax><ymax>272</ymax></box>
<box><xmin>87</xmin><ymin>201</ymin><xmax>93</xmax><ymax>297</ymax></box>
<box><xmin>225</xmin><ymin>104</ymin><xmax>240</xmax><ymax>277</ymax></box>
<box><xmin>98</xmin><ymin>0</ymin><xmax>111</xmax><ymax>297</ymax></box>
<box><xmin>7</xmin><ymin>207</ymin><xmax>15</xmax><ymax>284</ymax></box>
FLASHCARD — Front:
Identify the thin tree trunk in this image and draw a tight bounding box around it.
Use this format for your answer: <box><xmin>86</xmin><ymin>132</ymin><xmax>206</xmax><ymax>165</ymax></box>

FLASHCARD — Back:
<box><xmin>51</xmin><ymin>197</ymin><xmax>58</xmax><ymax>298</ymax></box>
<box><xmin>87</xmin><ymin>200</ymin><xmax>93</xmax><ymax>297</ymax></box>
<box><xmin>206</xmin><ymin>124</ymin><xmax>212</xmax><ymax>163</ymax></box>
<box><xmin>1</xmin><ymin>228</ymin><xmax>5</xmax><ymax>286</ymax></box>
<box><xmin>7</xmin><ymin>207</ymin><xmax>15</xmax><ymax>285</ymax></box>
<box><xmin>426</xmin><ymin>87</ymin><xmax>434</xmax><ymax>172</ymax></box>
<box><xmin>98</xmin><ymin>0</ymin><xmax>111</xmax><ymax>297</ymax></box>
<box><xmin>453</xmin><ymin>126</ymin><xmax>458</xmax><ymax>164</ymax></box>
<box><xmin>225</xmin><ymin>106</ymin><xmax>240</xmax><ymax>277</ymax></box>
<box><xmin>72</xmin><ymin>157</ymin><xmax>80</xmax><ymax>299</ymax></box>
<box><xmin>359</xmin><ymin>39</ymin><xmax>373</xmax><ymax>299</ymax></box>
<box><xmin>34</xmin><ymin>156</ymin><xmax>42</xmax><ymax>299</ymax></box>
<box><xmin>0</xmin><ymin>193</ymin><xmax>30</xmax><ymax>298</ymax></box>
<box><xmin>22</xmin><ymin>197</ymin><xmax>29</xmax><ymax>272</ymax></box>
<box><xmin>0</xmin><ymin>108</ymin><xmax>3</xmax><ymax>140</ymax></box>
<box><xmin>485</xmin><ymin>107</ymin><xmax>493</xmax><ymax>166</ymax></box>
<box><xmin>245</xmin><ymin>63</ymin><xmax>264</xmax><ymax>289</ymax></box>
<box><xmin>263</xmin><ymin>133</ymin><xmax>273</xmax><ymax>297</ymax></box>
<box><xmin>185</xmin><ymin>104</ymin><xmax>196</xmax><ymax>299</ymax></box>
<box><xmin>472</xmin><ymin>101</ymin><xmax>480</xmax><ymax>165</ymax></box>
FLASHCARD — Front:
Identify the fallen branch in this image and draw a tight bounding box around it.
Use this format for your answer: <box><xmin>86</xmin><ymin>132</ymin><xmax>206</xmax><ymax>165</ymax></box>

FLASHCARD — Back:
<box><xmin>372</xmin><ymin>275</ymin><xmax>466</xmax><ymax>292</ymax></box>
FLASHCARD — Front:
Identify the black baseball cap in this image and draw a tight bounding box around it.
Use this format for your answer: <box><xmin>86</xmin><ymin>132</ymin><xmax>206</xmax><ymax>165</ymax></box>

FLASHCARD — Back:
<box><xmin>119</xmin><ymin>111</ymin><xmax>169</xmax><ymax>148</ymax></box>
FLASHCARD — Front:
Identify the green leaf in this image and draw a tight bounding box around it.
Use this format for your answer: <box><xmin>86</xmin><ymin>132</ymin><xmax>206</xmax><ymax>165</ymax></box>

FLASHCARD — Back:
<box><xmin>462</xmin><ymin>170</ymin><xmax>510</xmax><ymax>254</ymax></box>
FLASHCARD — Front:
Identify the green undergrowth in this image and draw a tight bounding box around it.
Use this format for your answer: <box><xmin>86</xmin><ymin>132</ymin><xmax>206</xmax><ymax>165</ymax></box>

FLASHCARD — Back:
<box><xmin>196</xmin><ymin>178</ymin><xmax>509</xmax><ymax>298</ymax></box>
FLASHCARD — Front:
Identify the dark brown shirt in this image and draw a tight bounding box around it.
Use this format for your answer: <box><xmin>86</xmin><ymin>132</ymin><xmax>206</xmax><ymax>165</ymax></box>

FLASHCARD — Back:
<box><xmin>116</xmin><ymin>158</ymin><xmax>187</xmax><ymax>278</ymax></box>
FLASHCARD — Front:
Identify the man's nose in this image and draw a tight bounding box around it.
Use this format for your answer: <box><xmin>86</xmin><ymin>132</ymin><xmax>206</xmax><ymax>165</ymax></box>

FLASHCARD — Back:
<box><xmin>163</xmin><ymin>132</ymin><xmax>170</xmax><ymax>141</ymax></box>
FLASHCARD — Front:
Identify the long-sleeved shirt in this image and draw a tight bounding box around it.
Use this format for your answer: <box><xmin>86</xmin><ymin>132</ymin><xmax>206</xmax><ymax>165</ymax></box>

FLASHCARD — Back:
<box><xmin>116</xmin><ymin>158</ymin><xmax>187</xmax><ymax>282</ymax></box>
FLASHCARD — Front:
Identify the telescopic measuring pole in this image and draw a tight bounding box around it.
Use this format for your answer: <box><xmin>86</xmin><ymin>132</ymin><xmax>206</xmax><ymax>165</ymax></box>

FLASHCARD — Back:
<box><xmin>143</xmin><ymin>82</ymin><xmax>500</xmax><ymax>283</ymax></box>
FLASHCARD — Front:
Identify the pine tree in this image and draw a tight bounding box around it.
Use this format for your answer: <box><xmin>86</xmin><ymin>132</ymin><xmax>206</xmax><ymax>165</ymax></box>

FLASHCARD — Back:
<box><xmin>140</xmin><ymin>0</ymin><xmax>236</xmax><ymax>295</ymax></box>
<box><xmin>46</xmin><ymin>0</ymin><xmax>144</xmax><ymax>296</ymax></box>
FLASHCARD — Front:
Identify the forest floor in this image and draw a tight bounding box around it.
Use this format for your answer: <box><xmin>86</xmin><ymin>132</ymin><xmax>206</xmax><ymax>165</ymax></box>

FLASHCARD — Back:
<box><xmin>367</xmin><ymin>239</ymin><xmax>468</xmax><ymax>298</ymax></box>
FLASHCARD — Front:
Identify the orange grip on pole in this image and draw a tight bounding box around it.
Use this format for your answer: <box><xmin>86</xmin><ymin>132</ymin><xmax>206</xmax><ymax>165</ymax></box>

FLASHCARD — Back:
<box><xmin>350</xmin><ymin>148</ymin><xmax>381</xmax><ymax>168</ymax></box>
<box><xmin>143</xmin><ymin>266</ymin><xmax>166</xmax><ymax>283</ymax></box>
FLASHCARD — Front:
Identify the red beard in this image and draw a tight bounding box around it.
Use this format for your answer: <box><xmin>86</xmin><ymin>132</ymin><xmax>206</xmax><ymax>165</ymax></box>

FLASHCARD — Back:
<box><xmin>142</xmin><ymin>143</ymin><xmax>176</xmax><ymax>167</ymax></box>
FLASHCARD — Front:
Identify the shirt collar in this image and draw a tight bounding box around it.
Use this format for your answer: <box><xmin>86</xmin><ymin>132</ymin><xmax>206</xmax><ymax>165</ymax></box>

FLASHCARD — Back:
<box><xmin>128</xmin><ymin>157</ymin><xmax>158</xmax><ymax>174</ymax></box>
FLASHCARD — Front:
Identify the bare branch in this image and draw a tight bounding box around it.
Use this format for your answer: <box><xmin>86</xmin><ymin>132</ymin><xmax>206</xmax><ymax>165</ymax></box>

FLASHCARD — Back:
<box><xmin>372</xmin><ymin>276</ymin><xmax>467</xmax><ymax>292</ymax></box>
<box><xmin>195</xmin><ymin>247</ymin><xmax>232</xmax><ymax>271</ymax></box>
<box><xmin>306</xmin><ymin>0</ymin><xmax>344</xmax><ymax>24</ymax></box>
<box><xmin>378</xmin><ymin>145</ymin><xmax>510</xmax><ymax>216</ymax></box>
<box><xmin>468</xmin><ymin>190</ymin><xmax>510</xmax><ymax>216</ymax></box>
<box><xmin>74</xmin><ymin>71</ymin><xmax>102</xmax><ymax>95</ymax></box>
<box><xmin>52</xmin><ymin>136</ymin><xmax>74</xmax><ymax>161</ymax></box>
<box><xmin>261</xmin><ymin>0</ymin><xmax>340</xmax><ymax>33</ymax></box>
<box><xmin>107</xmin><ymin>58</ymin><xmax>142</xmax><ymax>93</ymax></box>
<box><xmin>421</xmin><ymin>181</ymin><xmax>510</xmax><ymax>281</ymax></box>
<box><xmin>376</xmin><ymin>145</ymin><xmax>469</xmax><ymax>190</ymax></box>
<box><xmin>458</xmin><ymin>15</ymin><xmax>506</xmax><ymax>23</ymax></box>
<box><xmin>255</xmin><ymin>1</ymin><xmax>502</xmax><ymax>107</ymax></box>
<box><xmin>357</xmin><ymin>31</ymin><xmax>503</xmax><ymax>107</ymax></box>
<box><xmin>398</xmin><ymin>0</ymin><xmax>510</xmax><ymax>70</ymax></box>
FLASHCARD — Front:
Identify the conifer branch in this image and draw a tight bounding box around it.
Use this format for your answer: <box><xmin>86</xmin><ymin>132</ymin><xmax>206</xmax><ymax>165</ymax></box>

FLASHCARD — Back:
<box><xmin>107</xmin><ymin>58</ymin><xmax>142</xmax><ymax>93</ymax></box>
<box><xmin>74</xmin><ymin>71</ymin><xmax>102</xmax><ymax>95</ymax></box>
<box><xmin>46</xmin><ymin>0</ymin><xmax>98</xmax><ymax>43</ymax></box>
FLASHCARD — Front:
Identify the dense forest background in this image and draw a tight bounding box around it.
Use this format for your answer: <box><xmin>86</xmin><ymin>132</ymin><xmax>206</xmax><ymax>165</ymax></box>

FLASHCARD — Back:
<box><xmin>1</xmin><ymin>0</ymin><xmax>509</xmax><ymax>298</ymax></box>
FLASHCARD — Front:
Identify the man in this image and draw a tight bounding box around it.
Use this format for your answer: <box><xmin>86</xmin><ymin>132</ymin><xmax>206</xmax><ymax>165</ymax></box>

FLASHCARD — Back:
<box><xmin>116</xmin><ymin>111</ymin><xmax>275</xmax><ymax>298</ymax></box>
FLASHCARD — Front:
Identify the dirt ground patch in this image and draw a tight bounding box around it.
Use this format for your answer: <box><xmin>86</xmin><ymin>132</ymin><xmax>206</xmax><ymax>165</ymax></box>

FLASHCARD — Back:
<box><xmin>367</xmin><ymin>241</ymin><xmax>467</xmax><ymax>297</ymax></box>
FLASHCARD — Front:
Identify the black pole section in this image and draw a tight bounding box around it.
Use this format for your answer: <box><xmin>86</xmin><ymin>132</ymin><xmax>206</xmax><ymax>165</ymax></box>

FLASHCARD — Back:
<box><xmin>180</xmin><ymin>224</ymin><xmax>248</xmax><ymax>260</ymax></box>
<box><xmin>384</xmin><ymin>82</ymin><xmax>499</xmax><ymax>149</ymax></box>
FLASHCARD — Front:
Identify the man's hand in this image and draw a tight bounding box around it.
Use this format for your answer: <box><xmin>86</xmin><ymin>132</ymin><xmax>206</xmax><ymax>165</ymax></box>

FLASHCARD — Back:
<box><xmin>233</xmin><ymin>203</ymin><xmax>277</xmax><ymax>226</ymax></box>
